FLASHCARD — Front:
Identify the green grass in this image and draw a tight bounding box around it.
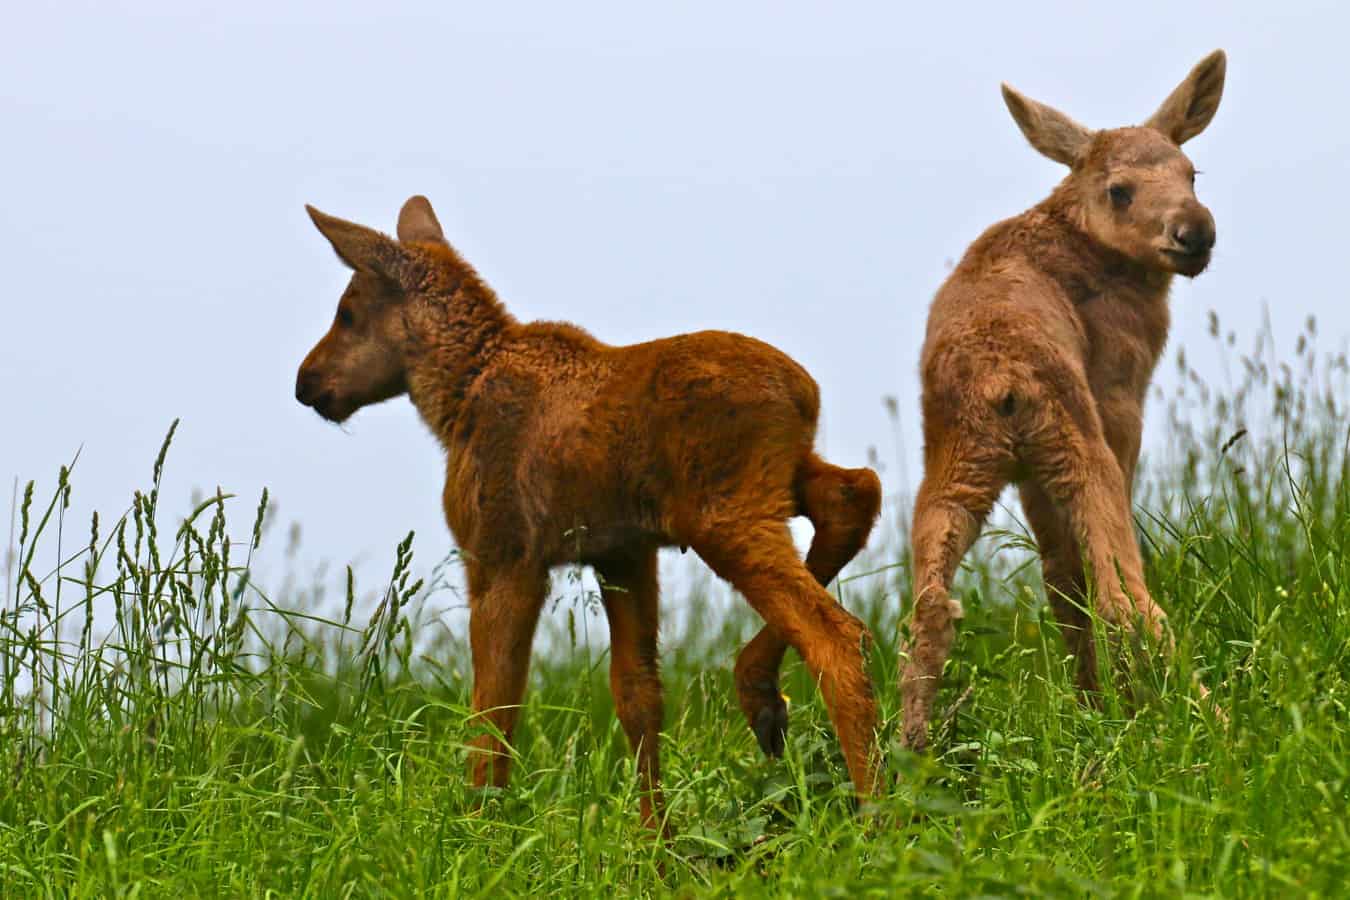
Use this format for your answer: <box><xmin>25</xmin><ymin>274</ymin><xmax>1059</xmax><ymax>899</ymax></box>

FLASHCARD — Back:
<box><xmin>3</xmin><ymin>317</ymin><xmax>1349</xmax><ymax>897</ymax></box>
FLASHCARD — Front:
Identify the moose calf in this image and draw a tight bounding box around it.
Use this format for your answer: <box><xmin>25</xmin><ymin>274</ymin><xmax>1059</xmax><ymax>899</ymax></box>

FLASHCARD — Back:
<box><xmin>898</xmin><ymin>51</ymin><xmax>1228</xmax><ymax>748</ymax></box>
<box><xmin>295</xmin><ymin>196</ymin><xmax>883</xmax><ymax>827</ymax></box>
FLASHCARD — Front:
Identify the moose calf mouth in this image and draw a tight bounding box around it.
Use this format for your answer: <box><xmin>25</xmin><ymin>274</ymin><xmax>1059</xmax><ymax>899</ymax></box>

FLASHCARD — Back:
<box><xmin>1161</xmin><ymin>247</ymin><xmax>1211</xmax><ymax>277</ymax></box>
<box><xmin>311</xmin><ymin>397</ymin><xmax>355</xmax><ymax>423</ymax></box>
<box><xmin>297</xmin><ymin>388</ymin><xmax>350</xmax><ymax>423</ymax></box>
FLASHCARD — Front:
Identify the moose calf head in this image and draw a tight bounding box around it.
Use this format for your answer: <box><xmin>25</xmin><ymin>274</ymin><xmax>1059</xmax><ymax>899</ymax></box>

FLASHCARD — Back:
<box><xmin>295</xmin><ymin>198</ymin><xmax>449</xmax><ymax>422</ymax></box>
<box><xmin>1001</xmin><ymin>50</ymin><xmax>1226</xmax><ymax>278</ymax></box>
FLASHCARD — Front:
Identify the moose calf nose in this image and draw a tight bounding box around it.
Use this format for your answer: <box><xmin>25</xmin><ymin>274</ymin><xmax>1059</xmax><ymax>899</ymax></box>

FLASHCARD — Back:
<box><xmin>1170</xmin><ymin>220</ymin><xmax>1216</xmax><ymax>255</ymax></box>
<box><xmin>295</xmin><ymin>368</ymin><xmax>321</xmax><ymax>405</ymax></box>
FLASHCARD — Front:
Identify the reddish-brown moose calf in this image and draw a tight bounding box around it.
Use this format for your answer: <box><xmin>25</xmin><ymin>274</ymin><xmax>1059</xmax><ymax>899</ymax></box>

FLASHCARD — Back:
<box><xmin>295</xmin><ymin>196</ymin><xmax>883</xmax><ymax>827</ymax></box>
<box><xmin>893</xmin><ymin>50</ymin><xmax>1228</xmax><ymax>749</ymax></box>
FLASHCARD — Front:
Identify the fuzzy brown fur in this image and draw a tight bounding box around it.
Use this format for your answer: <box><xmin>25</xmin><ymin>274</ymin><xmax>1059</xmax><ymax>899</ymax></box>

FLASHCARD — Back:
<box><xmin>295</xmin><ymin>196</ymin><xmax>884</xmax><ymax>826</ymax></box>
<box><xmin>897</xmin><ymin>51</ymin><xmax>1227</xmax><ymax>750</ymax></box>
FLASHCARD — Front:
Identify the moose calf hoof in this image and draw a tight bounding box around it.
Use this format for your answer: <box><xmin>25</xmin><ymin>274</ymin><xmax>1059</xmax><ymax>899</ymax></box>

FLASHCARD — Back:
<box><xmin>738</xmin><ymin>679</ymin><xmax>789</xmax><ymax>757</ymax></box>
<box><xmin>753</xmin><ymin>700</ymin><xmax>789</xmax><ymax>758</ymax></box>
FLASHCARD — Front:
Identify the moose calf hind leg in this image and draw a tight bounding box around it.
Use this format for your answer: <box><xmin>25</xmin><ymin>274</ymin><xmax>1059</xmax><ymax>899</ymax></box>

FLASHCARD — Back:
<box><xmin>735</xmin><ymin>458</ymin><xmax>883</xmax><ymax>758</ymax></box>
<box><xmin>1019</xmin><ymin>481</ymin><xmax>1102</xmax><ymax>696</ymax></box>
<box><xmin>1022</xmin><ymin>401</ymin><xmax>1189</xmax><ymax>707</ymax></box>
<box><xmin>701</xmin><ymin>521</ymin><xmax>881</xmax><ymax>796</ymax></box>
<box><xmin>902</xmin><ymin>466</ymin><xmax>1002</xmax><ymax>752</ymax></box>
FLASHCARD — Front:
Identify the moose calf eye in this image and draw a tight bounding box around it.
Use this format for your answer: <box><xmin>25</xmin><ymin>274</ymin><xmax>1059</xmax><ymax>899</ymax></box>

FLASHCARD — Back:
<box><xmin>337</xmin><ymin>307</ymin><xmax>354</xmax><ymax>328</ymax></box>
<box><xmin>1108</xmin><ymin>184</ymin><xmax>1134</xmax><ymax>209</ymax></box>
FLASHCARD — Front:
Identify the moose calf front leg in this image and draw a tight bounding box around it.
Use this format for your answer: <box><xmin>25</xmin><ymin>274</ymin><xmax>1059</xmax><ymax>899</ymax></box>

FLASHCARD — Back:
<box><xmin>733</xmin><ymin>627</ymin><xmax>791</xmax><ymax>757</ymax></box>
<box><xmin>598</xmin><ymin>551</ymin><xmax>668</xmax><ymax>831</ymax></box>
<box><xmin>467</xmin><ymin>565</ymin><xmax>548</xmax><ymax>789</ymax></box>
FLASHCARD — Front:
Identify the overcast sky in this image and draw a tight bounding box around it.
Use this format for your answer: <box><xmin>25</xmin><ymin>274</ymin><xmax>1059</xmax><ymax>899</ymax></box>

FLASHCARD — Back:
<box><xmin>4</xmin><ymin>2</ymin><xmax>1347</xmax><ymax>618</ymax></box>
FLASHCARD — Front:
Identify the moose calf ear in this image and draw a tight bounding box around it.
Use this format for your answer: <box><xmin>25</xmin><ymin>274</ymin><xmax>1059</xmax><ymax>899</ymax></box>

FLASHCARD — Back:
<box><xmin>1001</xmin><ymin>83</ymin><xmax>1095</xmax><ymax>167</ymax></box>
<box><xmin>1144</xmin><ymin>50</ymin><xmax>1226</xmax><ymax>145</ymax></box>
<box><xmin>397</xmin><ymin>195</ymin><xmax>447</xmax><ymax>245</ymax></box>
<box><xmin>306</xmin><ymin>205</ymin><xmax>410</xmax><ymax>283</ymax></box>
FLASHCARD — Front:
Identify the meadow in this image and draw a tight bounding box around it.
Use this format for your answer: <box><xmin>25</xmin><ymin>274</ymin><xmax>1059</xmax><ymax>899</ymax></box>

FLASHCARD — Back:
<box><xmin>3</xmin><ymin>316</ymin><xmax>1348</xmax><ymax>897</ymax></box>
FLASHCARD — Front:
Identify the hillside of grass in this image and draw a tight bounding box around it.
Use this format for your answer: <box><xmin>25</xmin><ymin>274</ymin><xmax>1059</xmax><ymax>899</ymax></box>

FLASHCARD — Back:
<box><xmin>3</xmin><ymin>318</ymin><xmax>1348</xmax><ymax>897</ymax></box>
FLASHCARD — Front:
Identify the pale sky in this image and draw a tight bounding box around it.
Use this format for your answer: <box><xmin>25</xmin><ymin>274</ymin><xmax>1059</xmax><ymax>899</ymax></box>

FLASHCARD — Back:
<box><xmin>5</xmin><ymin>2</ymin><xmax>1347</xmax><ymax>618</ymax></box>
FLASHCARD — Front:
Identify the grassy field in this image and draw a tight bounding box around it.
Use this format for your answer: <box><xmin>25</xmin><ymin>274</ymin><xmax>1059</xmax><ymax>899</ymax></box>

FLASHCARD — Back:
<box><xmin>3</xmin><ymin>319</ymin><xmax>1349</xmax><ymax>897</ymax></box>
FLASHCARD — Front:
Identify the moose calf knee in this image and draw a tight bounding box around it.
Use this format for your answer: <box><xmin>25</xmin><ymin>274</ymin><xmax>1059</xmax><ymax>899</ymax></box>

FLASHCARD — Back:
<box><xmin>804</xmin><ymin>465</ymin><xmax>882</xmax><ymax>540</ymax></box>
<box><xmin>843</xmin><ymin>467</ymin><xmax>883</xmax><ymax>526</ymax></box>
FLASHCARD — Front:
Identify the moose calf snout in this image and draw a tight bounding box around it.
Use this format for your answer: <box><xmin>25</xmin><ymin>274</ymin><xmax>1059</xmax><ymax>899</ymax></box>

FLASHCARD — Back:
<box><xmin>1167</xmin><ymin>212</ymin><xmax>1216</xmax><ymax>256</ymax></box>
<box><xmin>295</xmin><ymin>367</ymin><xmax>325</xmax><ymax>407</ymax></box>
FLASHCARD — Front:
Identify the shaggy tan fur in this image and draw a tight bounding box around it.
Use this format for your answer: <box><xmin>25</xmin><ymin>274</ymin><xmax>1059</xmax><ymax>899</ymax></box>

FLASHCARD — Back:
<box><xmin>295</xmin><ymin>197</ymin><xmax>883</xmax><ymax>827</ymax></box>
<box><xmin>900</xmin><ymin>51</ymin><xmax>1227</xmax><ymax>749</ymax></box>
